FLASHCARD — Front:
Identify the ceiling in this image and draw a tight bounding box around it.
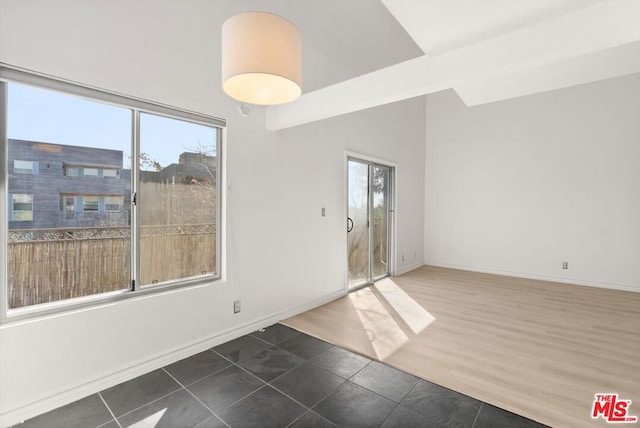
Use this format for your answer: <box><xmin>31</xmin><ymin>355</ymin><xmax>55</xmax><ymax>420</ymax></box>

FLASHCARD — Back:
<box><xmin>267</xmin><ymin>0</ymin><xmax>640</xmax><ymax>130</ymax></box>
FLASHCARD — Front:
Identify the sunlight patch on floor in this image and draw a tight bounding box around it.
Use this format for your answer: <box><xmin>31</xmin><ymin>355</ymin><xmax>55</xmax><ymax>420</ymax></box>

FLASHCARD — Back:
<box><xmin>374</xmin><ymin>278</ymin><xmax>436</xmax><ymax>334</ymax></box>
<box><xmin>349</xmin><ymin>279</ymin><xmax>435</xmax><ymax>360</ymax></box>
<box><xmin>350</xmin><ymin>287</ymin><xmax>408</xmax><ymax>360</ymax></box>
<box><xmin>128</xmin><ymin>408</ymin><xmax>167</xmax><ymax>427</ymax></box>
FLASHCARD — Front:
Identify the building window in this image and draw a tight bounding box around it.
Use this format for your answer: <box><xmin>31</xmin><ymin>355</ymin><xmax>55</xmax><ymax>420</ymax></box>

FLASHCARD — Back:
<box><xmin>1</xmin><ymin>67</ymin><xmax>224</xmax><ymax>318</ymax></box>
<box><xmin>13</xmin><ymin>160</ymin><xmax>37</xmax><ymax>174</ymax></box>
<box><xmin>65</xmin><ymin>166</ymin><xmax>120</xmax><ymax>178</ymax></box>
<box><xmin>61</xmin><ymin>195</ymin><xmax>123</xmax><ymax>213</ymax></box>
<box><xmin>83</xmin><ymin>168</ymin><xmax>99</xmax><ymax>177</ymax></box>
<box><xmin>104</xmin><ymin>196</ymin><xmax>122</xmax><ymax>212</ymax></box>
<box><xmin>11</xmin><ymin>194</ymin><xmax>33</xmax><ymax>221</ymax></box>
<box><xmin>63</xmin><ymin>196</ymin><xmax>75</xmax><ymax>212</ymax></box>
<box><xmin>103</xmin><ymin>169</ymin><xmax>118</xmax><ymax>178</ymax></box>
<box><xmin>83</xmin><ymin>196</ymin><xmax>99</xmax><ymax>212</ymax></box>
<box><xmin>65</xmin><ymin>166</ymin><xmax>80</xmax><ymax>176</ymax></box>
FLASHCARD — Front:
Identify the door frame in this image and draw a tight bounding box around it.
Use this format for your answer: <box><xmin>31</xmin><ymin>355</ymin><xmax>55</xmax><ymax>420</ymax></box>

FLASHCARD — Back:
<box><xmin>344</xmin><ymin>151</ymin><xmax>396</xmax><ymax>293</ymax></box>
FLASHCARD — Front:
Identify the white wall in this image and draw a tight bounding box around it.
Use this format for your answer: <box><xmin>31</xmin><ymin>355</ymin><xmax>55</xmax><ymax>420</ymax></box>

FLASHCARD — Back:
<box><xmin>0</xmin><ymin>1</ymin><xmax>426</xmax><ymax>425</ymax></box>
<box><xmin>425</xmin><ymin>74</ymin><xmax>640</xmax><ymax>291</ymax></box>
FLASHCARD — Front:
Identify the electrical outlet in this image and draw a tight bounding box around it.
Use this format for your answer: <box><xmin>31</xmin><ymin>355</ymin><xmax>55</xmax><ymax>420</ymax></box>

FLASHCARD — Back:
<box><xmin>401</xmin><ymin>254</ymin><xmax>405</xmax><ymax>262</ymax></box>
<box><xmin>233</xmin><ymin>300</ymin><xmax>241</xmax><ymax>314</ymax></box>
<box><xmin>562</xmin><ymin>261</ymin><xmax>568</xmax><ymax>270</ymax></box>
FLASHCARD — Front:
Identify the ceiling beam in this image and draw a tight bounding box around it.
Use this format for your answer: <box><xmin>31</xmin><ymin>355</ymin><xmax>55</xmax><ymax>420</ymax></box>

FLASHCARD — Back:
<box><xmin>456</xmin><ymin>41</ymin><xmax>640</xmax><ymax>106</ymax></box>
<box><xmin>266</xmin><ymin>0</ymin><xmax>640</xmax><ymax>130</ymax></box>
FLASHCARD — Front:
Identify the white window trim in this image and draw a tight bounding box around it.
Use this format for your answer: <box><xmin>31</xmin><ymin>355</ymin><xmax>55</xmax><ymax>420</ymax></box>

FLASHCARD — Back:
<box><xmin>0</xmin><ymin>64</ymin><xmax>226</xmax><ymax>323</ymax></box>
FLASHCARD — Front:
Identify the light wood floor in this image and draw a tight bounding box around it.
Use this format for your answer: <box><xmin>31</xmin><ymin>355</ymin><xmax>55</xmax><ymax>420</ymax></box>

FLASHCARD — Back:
<box><xmin>282</xmin><ymin>266</ymin><xmax>640</xmax><ymax>428</ymax></box>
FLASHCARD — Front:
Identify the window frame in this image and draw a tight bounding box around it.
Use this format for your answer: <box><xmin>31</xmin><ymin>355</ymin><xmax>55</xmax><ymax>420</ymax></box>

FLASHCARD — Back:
<box><xmin>102</xmin><ymin>168</ymin><xmax>118</xmax><ymax>179</ymax></box>
<box><xmin>82</xmin><ymin>195</ymin><xmax>99</xmax><ymax>212</ymax></box>
<box><xmin>64</xmin><ymin>165</ymin><xmax>121</xmax><ymax>178</ymax></box>
<box><xmin>11</xmin><ymin>193</ymin><xmax>33</xmax><ymax>221</ymax></box>
<box><xmin>63</xmin><ymin>196</ymin><xmax>75</xmax><ymax>212</ymax></box>
<box><xmin>82</xmin><ymin>167</ymin><xmax>99</xmax><ymax>177</ymax></box>
<box><xmin>0</xmin><ymin>65</ymin><xmax>225</xmax><ymax>323</ymax></box>
<box><xmin>65</xmin><ymin>166</ymin><xmax>80</xmax><ymax>176</ymax></box>
<box><xmin>104</xmin><ymin>195</ymin><xmax>122</xmax><ymax>212</ymax></box>
<box><xmin>13</xmin><ymin>159</ymin><xmax>36</xmax><ymax>174</ymax></box>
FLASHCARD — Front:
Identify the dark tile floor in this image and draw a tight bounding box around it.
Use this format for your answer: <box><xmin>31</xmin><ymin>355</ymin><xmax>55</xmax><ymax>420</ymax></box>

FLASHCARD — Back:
<box><xmin>13</xmin><ymin>324</ymin><xmax>547</xmax><ymax>428</ymax></box>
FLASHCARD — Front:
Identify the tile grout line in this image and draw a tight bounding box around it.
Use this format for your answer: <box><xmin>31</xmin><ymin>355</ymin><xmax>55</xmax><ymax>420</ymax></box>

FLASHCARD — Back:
<box><xmin>186</xmin><ymin>356</ymin><xmax>282</xmax><ymax>417</ymax></box>
<box><xmin>223</xmin><ymin>349</ymin><xmax>337</xmax><ymax>423</ymax></box>
<box><xmin>284</xmin><ymin>409</ymin><xmax>338</xmax><ymax>428</ymax></box>
<box><xmin>303</xmin><ymin>339</ymin><xmax>500</xmax><ymax>427</ymax></box>
<box><xmin>342</xmin><ymin>365</ymin><xmax>418</xmax><ymax>406</ymax></box>
<box><xmin>172</xmin><ymin>349</ymin><xmax>235</xmax><ymax>386</ymax></box>
<box><xmin>263</xmin><ymin>339</ymin><xmax>393</xmax><ymax>426</ymax></box>
<box><xmin>375</xmin><ymin>376</ymin><xmax>422</xmax><ymax>427</ymax></box>
<box><xmin>264</xmin><ymin>359</ymin><xmax>307</xmax><ymax>384</ymax></box>
<box><xmin>166</xmin><ymin>331</ymin><xmax>307</xmax><ymax>423</ymax></box>
<box><xmin>194</xmin><ymin>415</ymin><xmax>227</xmax><ymax>428</ymax></box>
<box><xmin>249</xmin><ymin>332</ymin><xmax>298</xmax><ymax>348</ymax></box>
<box><xmin>266</xmin><ymin>380</ymin><xmax>321</xmax><ymax>415</ymax></box>
<box><xmin>97</xmin><ymin>392</ymin><xmax>123</xmax><ymax>428</ymax></box>
<box><xmin>471</xmin><ymin>402</ymin><xmax>484</xmax><ymax>428</ymax></box>
<box><xmin>249</xmin><ymin>324</ymin><xmax>303</xmax><ymax>345</ymax></box>
<box><xmin>189</xmin><ymin>344</ymin><xmax>285</xmax><ymax>418</ymax></box>
<box><xmin>161</xmin><ymin>368</ymin><xmax>231</xmax><ymax>428</ymax></box>
<box><xmin>327</xmin><ymin>378</ymin><xmax>403</xmax><ymax>427</ymax></box>
<box><xmin>346</xmin><ymin>359</ymin><xmax>373</xmax><ymax>381</ymax></box>
<box><xmin>241</xmin><ymin>341</ymin><xmax>308</xmax><ymax>375</ymax></box>
<box><xmin>284</xmin><ymin>410</ymin><xmax>309</xmax><ymax>428</ymax></box>
<box><xmin>378</xmin><ymin>402</ymin><xmax>403</xmax><ymax>428</ymax></box>
<box><xmin>129</xmin><ymin>330</ymin><xmax>418</xmax><ymax>428</ymax></box>
<box><xmin>237</xmin><ymin>326</ymin><xmax>324</xmax><ymax>425</ymax></box>
<box><xmin>104</xmin><ymin>385</ymin><xmax>183</xmax><ymax>423</ymax></box>
<box><xmin>213</xmin><ymin>384</ymin><xmax>271</xmax><ymax>416</ymax></box>
<box><xmin>262</xmin><ymin>345</ymin><xmax>348</xmax><ymax>404</ymax></box>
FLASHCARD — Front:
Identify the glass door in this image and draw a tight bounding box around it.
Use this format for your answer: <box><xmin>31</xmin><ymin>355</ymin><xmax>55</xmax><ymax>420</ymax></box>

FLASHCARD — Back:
<box><xmin>347</xmin><ymin>158</ymin><xmax>392</xmax><ymax>289</ymax></box>
<box><xmin>372</xmin><ymin>165</ymin><xmax>391</xmax><ymax>280</ymax></box>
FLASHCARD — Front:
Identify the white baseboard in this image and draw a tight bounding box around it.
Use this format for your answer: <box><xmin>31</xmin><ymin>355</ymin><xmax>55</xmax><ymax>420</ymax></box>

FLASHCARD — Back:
<box><xmin>395</xmin><ymin>262</ymin><xmax>425</xmax><ymax>276</ymax></box>
<box><xmin>0</xmin><ymin>289</ymin><xmax>344</xmax><ymax>427</ymax></box>
<box><xmin>425</xmin><ymin>261</ymin><xmax>640</xmax><ymax>293</ymax></box>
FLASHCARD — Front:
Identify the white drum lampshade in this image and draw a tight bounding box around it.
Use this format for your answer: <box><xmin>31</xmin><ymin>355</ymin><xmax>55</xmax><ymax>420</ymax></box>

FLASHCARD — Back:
<box><xmin>221</xmin><ymin>12</ymin><xmax>302</xmax><ymax>105</ymax></box>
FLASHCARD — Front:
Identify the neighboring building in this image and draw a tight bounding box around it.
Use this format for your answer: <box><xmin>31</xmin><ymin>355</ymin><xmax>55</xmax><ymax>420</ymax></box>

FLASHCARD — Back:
<box><xmin>140</xmin><ymin>151</ymin><xmax>217</xmax><ymax>226</ymax></box>
<box><xmin>8</xmin><ymin>138</ymin><xmax>131</xmax><ymax>229</ymax></box>
<box><xmin>8</xmin><ymin>138</ymin><xmax>216</xmax><ymax>230</ymax></box>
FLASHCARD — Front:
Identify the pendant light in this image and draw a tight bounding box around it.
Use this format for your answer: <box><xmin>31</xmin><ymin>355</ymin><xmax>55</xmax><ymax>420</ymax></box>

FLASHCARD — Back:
<box><xmin>221</xmin><ymin>12</ymin><xmax>302</xmax><ymax>105</ymax></box>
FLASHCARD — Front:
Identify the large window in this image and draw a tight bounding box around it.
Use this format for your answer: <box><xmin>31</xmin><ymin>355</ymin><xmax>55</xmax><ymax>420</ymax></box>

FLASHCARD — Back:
<box><xmin>1</xmin><ymin>68</ymin><xmax>224</xmax><ymax>320</ymax></box>
<box><xmin>139</xmin><ymin>112</ymin><xmax>218</xmax><ymax>286</ymax></box>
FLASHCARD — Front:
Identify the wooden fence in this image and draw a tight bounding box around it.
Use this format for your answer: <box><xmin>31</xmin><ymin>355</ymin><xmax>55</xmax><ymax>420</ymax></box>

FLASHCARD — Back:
<box><xmin>8</xmin><ymin>225</ymin><xmax>216</xmax><ymax>309</ymax></box>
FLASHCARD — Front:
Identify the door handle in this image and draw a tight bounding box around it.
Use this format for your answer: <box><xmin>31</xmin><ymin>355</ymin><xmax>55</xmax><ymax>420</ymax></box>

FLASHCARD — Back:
<box><xmin>347</xmin><ymin>217</ymin><xmax>354</xmax><ymax>233</ymax></box>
